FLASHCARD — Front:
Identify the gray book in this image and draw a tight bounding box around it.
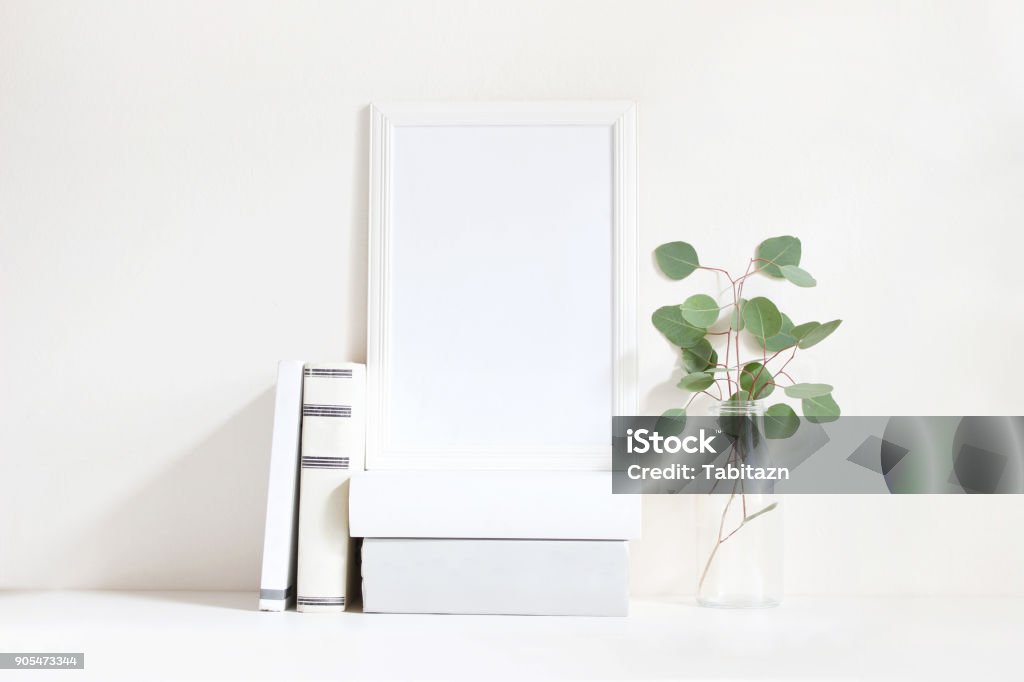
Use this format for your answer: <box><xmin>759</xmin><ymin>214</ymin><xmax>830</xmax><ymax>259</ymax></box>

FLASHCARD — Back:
<box><xmin>361</xmin><ymin>539</ymin><xmax>630</xmax><ymax>616</ymax></box>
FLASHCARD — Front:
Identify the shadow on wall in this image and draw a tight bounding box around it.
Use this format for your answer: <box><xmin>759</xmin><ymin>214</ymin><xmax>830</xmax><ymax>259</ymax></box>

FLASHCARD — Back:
<box><xmin>65</xmin><ymin>389</ymin><xmax>276</xmax><ymax>591</ymax></box>
<box><xmin>343</xmin><ymin>105</ymin><xmax>371</xmax><ymax>361</ymax></box>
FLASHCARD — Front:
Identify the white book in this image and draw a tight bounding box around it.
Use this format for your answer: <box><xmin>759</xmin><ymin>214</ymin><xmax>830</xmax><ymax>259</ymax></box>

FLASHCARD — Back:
<box><xmin>361</xmin><ymin>539</ymin><xmax>630</xmax><ymax>616</ymax></box>
<box><xmin>296</xmin><ymin>363</ymin><xmax>366</xmax><ymax>612</ymax></box>
<box><xmin>257</xmin><ymin>360</ymin><xmax>304</xmax><ymax>612</ymax></box>
<box><xmin>349</xmin><ymin>471</ymin><xmax>640</xmax><ymax>540</ymax></box>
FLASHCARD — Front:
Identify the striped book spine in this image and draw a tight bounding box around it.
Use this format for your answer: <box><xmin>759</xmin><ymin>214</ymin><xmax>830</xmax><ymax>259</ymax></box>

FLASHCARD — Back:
<box><xmin>296</xmin><ymin>362</ymin><xmax>365</xmax><ymax>613</ymax></box>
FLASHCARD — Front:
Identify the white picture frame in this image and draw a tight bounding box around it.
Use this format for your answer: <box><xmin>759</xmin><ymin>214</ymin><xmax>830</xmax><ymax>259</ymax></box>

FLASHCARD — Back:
<box><xmin>367</xmin><ymin>101</ymin><xmax>637</xmax><ymax>470</ymax></box>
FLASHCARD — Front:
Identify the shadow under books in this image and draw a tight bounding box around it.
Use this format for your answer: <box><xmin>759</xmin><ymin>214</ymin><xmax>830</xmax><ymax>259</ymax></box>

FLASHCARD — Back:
<box><xmin>63</xmin><ymin>388</ymin><xmax>276</xmax><ymax>607</ymax></box>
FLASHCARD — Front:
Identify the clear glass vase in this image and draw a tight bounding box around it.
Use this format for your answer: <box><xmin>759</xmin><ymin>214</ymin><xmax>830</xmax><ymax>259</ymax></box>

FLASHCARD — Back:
<box><xmin>696</xmin><ymin>400</ymin><xmax>782</xmax><ymax>608</ymax></box>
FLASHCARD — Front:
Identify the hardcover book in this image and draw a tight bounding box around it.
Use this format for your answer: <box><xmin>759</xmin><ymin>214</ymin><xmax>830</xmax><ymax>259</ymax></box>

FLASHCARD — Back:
<box><xmin>361</xmin><ymin>538</ymin><xmax>630</xmax><ymax>616</ymax></box>
<box><xmin>257</xmin><ymin>360</ymin><xmax>305</xmax><ymax>612</ymax></box>
<box><xmin>296</xmin><ymin>363</ymin><xmax>366</xmax><ymax>613</ymax></box>
<box><xmin>349</xmin><ymin>470</ymin><xmax>641</xmax><ymax>540</ymax></box>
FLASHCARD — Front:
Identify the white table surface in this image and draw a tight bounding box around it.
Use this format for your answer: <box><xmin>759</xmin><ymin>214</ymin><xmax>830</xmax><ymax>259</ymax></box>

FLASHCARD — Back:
<box><xmin>0</xmin><ymin>591</ymin><xmax>1019</xmax><ymax>681</ymax></box>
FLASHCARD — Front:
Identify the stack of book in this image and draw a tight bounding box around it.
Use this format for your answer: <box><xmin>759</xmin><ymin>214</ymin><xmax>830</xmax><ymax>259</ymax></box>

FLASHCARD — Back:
<box><xmin>258</xmin><ymin>361</ymin><xmax>365</xmax><ymax>613</ymax></box>
<box><xmin>349</xmin><ymin>471</ymin><xmax>639</xmax><ymax>616</ymax></box>
<box><xmin>259</xmin><ymin>360</ymin><xmax>639</xmax><ymax>616</ymax></box>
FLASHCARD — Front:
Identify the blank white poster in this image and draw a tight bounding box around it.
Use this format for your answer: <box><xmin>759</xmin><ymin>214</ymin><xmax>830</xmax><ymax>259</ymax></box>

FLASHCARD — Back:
<box><xmin>386</xmin><ymin>124</ymin><xmax>614</xmax><ymax>455</ymax></box>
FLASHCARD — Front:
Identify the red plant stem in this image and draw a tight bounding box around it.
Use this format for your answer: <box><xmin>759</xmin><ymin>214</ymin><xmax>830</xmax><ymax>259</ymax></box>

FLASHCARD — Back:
<box><xmin>682</xmin><ymin>386</ymin><xmax>725</xmax><ymax>412</ymax></box>
<box><xmin>698</xmin><ymin>479</ymin><xmax>738</xmax><ymax>591</ymax></box>
<box><xmin>747</xmin><ymin>348</ymin><xmax>795</xmax><ymax>399</ymax></box>
<box><xmin>728</xmin><ymin>269</ymin><xmax>742</xmax><ymax>394</ymax></box>
<box><xmin>735</xmin><ymin>257</ymin><xmax>779</xmax><ymax>282</ymax></box>
<box><xmin>710</xmin><ymin>262</ymin><xmax>738</xmax><ymax>397</ymax></box>
<box><xmin>753</xmin><ymin>380</ymin><xmax>781</xmax><ymax>400</ymax></box>
<box><xmin>733</xmin><ymin>256</ymin><xmax>787</xmax><ymax>391</ymax></box>
<box><xmin>757</xmin><ymin>341</ymin><xmax>766</xmax><ymax>398</ymax></box>
<box><xmin>731</xmin><ymin>257</ymin><xmax>779</xmax><ymax>289</ymax></box>
<box><xmin>723</xmin><ymin>322</ymin><xmax>734</xmax><ymax>395</ymax></box>
<box><xmin>732</xmin><ymin>259</ymin><xmax>767</xmax><ymax>287</ymax></box>
<box><xmin>747</xmin><ymin>338</ymin><xmax>793</xmax><ymax>400</ymax></box>
<box><xmin>697</xmin><ymin>255</ymin><xmax>786</xmax><ymax>405</ymax></box>
<box><xmin>697</xmin><ymin>265</ymin><xmax>736</xmax><ymax>283</ymax></box>
<box><xmin>777</xmin><ymin>345</ymin><xmax>799</xmax><ymax>376</ymax></box>
<box><xmin>735</xmin><ymin>259</ymin><xmax>758</xmax><ymax>380</ymax></box>
<box><xmin>700</xmin><ymin>385</ymin><xmax>724</xmax><ymax>401</ymax></box>
<box><xmin>720</xmin><ymin>522</ymin><xmax>745</xmax><ymax>544</ymax></box>
<box><xmin>707</xmin><ymin>439</ymin><xmax>740</xmax><ymax>495</ymax></box>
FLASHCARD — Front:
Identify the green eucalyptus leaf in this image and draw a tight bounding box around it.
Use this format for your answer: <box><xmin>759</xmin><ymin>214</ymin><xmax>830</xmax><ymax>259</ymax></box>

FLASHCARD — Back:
<box><xmin>655</xmin><ymin>242</ymin><xmax>700</xmax><ymax>280</ymax></box>
<box><xmin>756</xmin><ymin>236</ymin><xmax>802</xmax><ymax>278</ymax></box>
<box><xmin>764</xmin><ymin>404</ymin><xmax>800</xmax><ymax>439</ymax></box>
<box><xmin>682</xmin><ymin>338</ymin><xmax>714</xmax><ymax>373</ymax></box>
<box><xmin>656</xmin><ymin>409</ymin><xmax>687</xmax><ymax>436</ymax></box>
<box><xmin>679</xmin><ymin>294</ymin><xmax>719</xmax><ymax>327</ymax></box>
<box><xmin>728</xmin><ymin>298</ymin><xmax>747</xmax><ymax>331</ymax></box>
<box><xmin>790</xmin><ymin>321</ymin><xmax>820</xmax><ymax>341</ymax></box>
<box><xmin>780</xmin><ymin>264</ymin><xmax>817</xmax><ymax>287</ymax></box>
<box><xmin>678</xmin><ymin>372</ymin><xmax>716</xmax><ymax>392</ymax></box>
<box><xmin>740</xmin><ymin>362</ymin><xmax>775</xmax><ymax>399</ymax></box>
<box><xmin>744</xmin><ymin>502</ymin><xmax>779</xmax><ymax>522</ymax></box>
<box><xmin>802</xmin><ymin>393</ymin><xmax>841</xmax><ymax>423</ymax></box>
<box><xmin>742</xmin><ymin>296</ymin><xmax>782</xmax><ymax>339</ymax></box>
<box><xmin>652</xmin><ymin>306</ymin><xmax>706</xmax><ymax>347</ymax></box>
<box><xmin>764</xmin><ymin>313</ymin><xmax>797</xmax><ymax>352</ymax></box>
<box><xmin>691</xmin><ymin>351</ymin><xmax>728</xmax><ymax>372</ymax></box>
<box><xmin>784</xmin><ymin>383</ymin><xmax>834</xmax><ymax>399</ymax></box>
<box><xmin>798</xmin><ymin>319</ymin><xmax>842</xmax><ymax>349</ymax></box>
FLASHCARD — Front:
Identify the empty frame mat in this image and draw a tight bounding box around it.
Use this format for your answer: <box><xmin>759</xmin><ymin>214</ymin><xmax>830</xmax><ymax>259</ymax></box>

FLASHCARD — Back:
<box><xmin>368</xmin><ymin>103</ymin><xmax>636</xmax><ymax>469</ymax></box>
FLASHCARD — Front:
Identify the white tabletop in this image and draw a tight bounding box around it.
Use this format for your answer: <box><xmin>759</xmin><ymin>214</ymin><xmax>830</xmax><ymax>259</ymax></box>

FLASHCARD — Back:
<box><xmin>1</xmin><ymin>591</ymin><xmax>1018</xmax><ymax>680</ymax></box>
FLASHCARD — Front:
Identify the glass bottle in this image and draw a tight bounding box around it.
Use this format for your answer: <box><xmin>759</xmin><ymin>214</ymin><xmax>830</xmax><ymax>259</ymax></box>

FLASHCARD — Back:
<box><xmin>696</xmin><ymin>400</ymin><xmax>782</xmax><ymax>608</ymax></box>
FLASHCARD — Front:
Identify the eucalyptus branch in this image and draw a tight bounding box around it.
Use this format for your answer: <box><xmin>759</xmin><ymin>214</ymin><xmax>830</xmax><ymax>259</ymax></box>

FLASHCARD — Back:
<box><xmin>697</xmin><ymin>265</ymin><xmax>737</xmax><ymax>283</ymax></box>
<box><xmin>653</xmin><ymin>236</ymin><xmax>844</xmax><ymax>596</ymax></box>
<box><xmin>723</xmin><ymin>323</ymin><xmax>734</xmax><ymax>395</ymax></box>
<box><xmin>777</xmin><ymin>345</ymin><xmax>799</xmax><ymax>375</ymax></box>
<box><xmin>698</xmin><ymin>482</ymin><xmax>737</xmax><ymax>591</ymax></box>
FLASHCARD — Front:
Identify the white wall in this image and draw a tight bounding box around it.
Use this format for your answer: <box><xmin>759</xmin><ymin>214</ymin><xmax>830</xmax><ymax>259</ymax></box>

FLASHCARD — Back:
<box><xmin>2</xmin><ymin>0</ymin><xmax>1023</xmax><ymax>594</ymax></box>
